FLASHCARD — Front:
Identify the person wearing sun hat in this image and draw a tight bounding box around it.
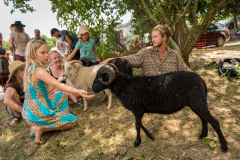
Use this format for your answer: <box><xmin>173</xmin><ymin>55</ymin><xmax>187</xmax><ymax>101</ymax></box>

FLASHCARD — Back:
<box><xmin>9</xmin><ymin>21</ymin><xmax>30</xmax><ymax>62</ymax></box>
<box><xmin>67</xmin><ymin>25</ymin><xmax>100</xmax><ymax>62</ymax></box>
<box><xmin>3</xmin><ymin>61</ymin><xmax>26</xmax><ymax>127</ymax></box>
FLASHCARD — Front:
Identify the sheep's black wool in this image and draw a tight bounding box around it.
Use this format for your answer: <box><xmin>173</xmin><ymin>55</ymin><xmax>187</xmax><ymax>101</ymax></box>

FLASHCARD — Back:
<box><xmin>80</xmin><ymin>57</ymin><xmax>133</xmax><ymax>75</ymax></box>
<box><xmin>108</xmin><ymin>58</ymin><xmax>133</xmax><ymax>76</ymax></box>
<box><xmin>92</xmin><ymin>65</ymin><xmax>228</xmax><ymax>152</ymax></box>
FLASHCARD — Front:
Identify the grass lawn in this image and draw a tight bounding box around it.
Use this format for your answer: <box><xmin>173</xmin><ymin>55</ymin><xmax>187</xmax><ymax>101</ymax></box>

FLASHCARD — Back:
<box><xmin>0</xmin><ymin>44</ymin><xmax>240</xmax><ymax>160</ymax></box>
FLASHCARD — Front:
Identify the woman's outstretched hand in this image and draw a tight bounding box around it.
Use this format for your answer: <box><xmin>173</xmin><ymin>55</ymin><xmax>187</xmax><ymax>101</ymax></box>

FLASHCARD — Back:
<box><xmin>79</xmin><ymin>90</ymin><xmax>95</xmax><ymax>99</ymax></box>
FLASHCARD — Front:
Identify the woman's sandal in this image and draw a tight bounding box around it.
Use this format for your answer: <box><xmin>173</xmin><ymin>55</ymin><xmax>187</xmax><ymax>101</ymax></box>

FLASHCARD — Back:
<box><xmin>9</xmin><ymin>116</ymin><xmax>21</xmax><ymax>127</ymax></box>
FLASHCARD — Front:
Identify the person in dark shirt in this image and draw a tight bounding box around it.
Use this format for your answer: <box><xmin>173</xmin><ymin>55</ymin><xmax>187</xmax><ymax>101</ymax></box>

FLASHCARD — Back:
<box><xmin>4</xmin><ymin>61</ymin><xmax>25</xmax><ymax>127</ymax></box>
<box><xmin>51</xmin><ymin>28</ymin><xmax>80</xmax><ymax>60</ymax></box>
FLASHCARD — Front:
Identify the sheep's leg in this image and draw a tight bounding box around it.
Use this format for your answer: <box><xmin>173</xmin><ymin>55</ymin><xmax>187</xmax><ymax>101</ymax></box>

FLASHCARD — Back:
<box><xmin>192</xmin><ymin>111</ymin><xmax>208</xmax><ymax>138</ymax></box>
<box><xmin>197</xmin><ymin>110</ymin><xmax>228</xmax><ymax>152</ymax></box>
<box><xmin>104</xmin><ymin>89</ymin><xmax>112</xmax><ymax>109</ymax></box>
<box><xmin>133</xmin><ymin>113</ymin><xmax>142</xmax><ymax>147</ymax></box>
<box><xmin>83</xmin><ymin>98</ymin><xmax>88</xmax><ymax>111</ymax></box>
<box><xmin>101</xmin><ymin>91</ymin><xmax>108</xmax><ymax>102</ymax></box>
<box><xmin>140</xmin><ymin>124</ymin><xmax>154</xmax><ymax>141</ymax></box>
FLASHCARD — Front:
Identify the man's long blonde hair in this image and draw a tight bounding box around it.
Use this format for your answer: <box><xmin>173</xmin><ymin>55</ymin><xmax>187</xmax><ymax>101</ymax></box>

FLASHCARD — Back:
<box><xmin>153</xmin><ymin>24</ymin><xmax>173</xmax><ymax>43</ymax></box>
<box><xmin>23</xmin><ymin>40</ymin><xmax>47</xmax><ymax>91</ymax></box>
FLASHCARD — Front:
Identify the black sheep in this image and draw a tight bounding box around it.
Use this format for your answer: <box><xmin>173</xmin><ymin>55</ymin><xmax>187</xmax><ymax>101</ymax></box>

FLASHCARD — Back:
<box><xmin>92</xmin><ymin>64</ymin><xmax>228</xmax><ymax>152</ymax></box>
<box><xmin>80</xmin><ymin>57</ymin><xmax>133</xmax><ymax>76</ymax></box>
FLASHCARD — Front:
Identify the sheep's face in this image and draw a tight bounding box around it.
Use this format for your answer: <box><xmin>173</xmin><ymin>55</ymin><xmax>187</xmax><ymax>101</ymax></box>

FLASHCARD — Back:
<box><xmin>64</xmin><ymin>60</ymin><xmax>83</xmax><ymax>78</ymax></box>
<box><xmin>92</xmin><ymin>72</ymin><xmax>110</xmax><ymax>93</ymax></box>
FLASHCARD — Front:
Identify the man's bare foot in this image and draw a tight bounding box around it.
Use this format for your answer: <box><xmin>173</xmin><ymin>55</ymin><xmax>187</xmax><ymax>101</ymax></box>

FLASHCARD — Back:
<box><xmin>31</xmin><ymin>126</ymin><xmax>44</xmax><ymax>144</ymax></box>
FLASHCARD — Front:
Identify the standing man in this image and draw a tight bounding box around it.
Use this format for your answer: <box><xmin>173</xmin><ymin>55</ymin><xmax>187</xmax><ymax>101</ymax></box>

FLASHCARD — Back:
<box><xmin>101</xmin><ymin>24</ymin><xmax>192</xmax><ymax>76</ymax></box>
<box><xmin>31</xmin><ymin>29</ymin><xmax>47</xmax><ymax>44</ymax></box>
<box><xmin>50</xmin><ymin>28</ymin><xmax>80</xmax><ymax>60</ymax></box>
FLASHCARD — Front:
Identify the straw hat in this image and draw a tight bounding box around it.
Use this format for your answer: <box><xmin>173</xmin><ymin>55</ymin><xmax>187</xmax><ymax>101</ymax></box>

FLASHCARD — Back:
<box><xmin>6</xmin><ymin>61</ymin><xmax>26</xmax><ymax>84</ymax></box>
<box><xmin>77</xmin><ymin>25</ymin><xmax>92</xmax><ymax>38</ymax></box>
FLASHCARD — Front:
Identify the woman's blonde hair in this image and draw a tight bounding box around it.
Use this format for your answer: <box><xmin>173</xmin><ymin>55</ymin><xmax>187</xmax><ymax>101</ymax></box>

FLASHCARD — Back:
<box><xmin>49</xmin><ymin>50</ymin><xmax>61</xmax><ymax>60</ymax></box>
<box><xmin>23</xmin><ymin>40</ymin><xmax>47</xmax><ymax>91</ymax></box>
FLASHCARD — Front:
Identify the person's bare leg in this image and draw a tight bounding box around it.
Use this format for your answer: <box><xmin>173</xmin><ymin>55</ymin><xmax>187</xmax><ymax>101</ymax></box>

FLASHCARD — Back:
<box><xmin>31</xmin><ymin>121</ymin><xmax>77</xmax><ymax>144</ymax></box>
<box><xmin>8</xmin><ymin>93</ymin><xmax>22</xmax><ymax>126</ymax></box>
<box><xmin>8</xmin><ymin>92</ymin><xmax>22</xmax><ymax>113</ymax></box>
<box><xmin>68</xmin><ymin>93</ymin><xmax>77</xmax><ymax>103</ymax></box>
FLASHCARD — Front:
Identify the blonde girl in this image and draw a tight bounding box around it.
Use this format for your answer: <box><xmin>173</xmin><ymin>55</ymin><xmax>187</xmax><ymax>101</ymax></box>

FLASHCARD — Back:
<box><xmin>67</xmin><ymin>25</ymin><xmax>100</xmax><ymax>62</ymax></box>
<box><xmin>22</xmin><ymin>40</ymin><xmax>95</xmax><ymax>144</ymax></box>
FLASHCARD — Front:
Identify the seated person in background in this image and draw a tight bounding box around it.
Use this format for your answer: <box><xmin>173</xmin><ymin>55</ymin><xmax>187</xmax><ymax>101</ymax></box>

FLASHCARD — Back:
<box><xmin>67</xmin><ymin>25</ymin><xmax>100</xmax><ymax>62</ymax></box>
<box><xmin>47</xmin><ymin>50</ymin><xmax>83</xmax><ymax>106</ymax></box>
<box><xmin>4</xmin><ymin>61</ymin><xmax>25</xmax><ymax>126</ymax></box>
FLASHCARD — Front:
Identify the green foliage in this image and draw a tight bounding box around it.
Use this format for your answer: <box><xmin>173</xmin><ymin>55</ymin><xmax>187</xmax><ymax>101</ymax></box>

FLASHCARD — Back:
<box><xmin>215</xmin><ymin>0</ymin><xmax>240</xmax><ymax>21</ymax></box>
<box><xmin>4</xmin><ymin>0</ymin><xmax>35</xmax><ymax>14</ymax></box>
<box><xmin>121</xmin><ymin>127</ymin><xmax>127</xmax><ymax>133</ymax></box>
<box><xmin>204</xmin><ymin>137</ymin><xmax>219</xmax><ymax>149</ymax></box>
<box><xmin>41</xmin><ymin>35</ymin><xmax>58</xmax><ymax>50</ymax></box>
<box><xmin>2</xmin><ymin>40</ymin><xmax>9</xmax><ymax>51</ymax></box>
<box><xmin>59</xmin><ymin>141</ymin><xmax>67</xmax><ymax>147</ymax></box>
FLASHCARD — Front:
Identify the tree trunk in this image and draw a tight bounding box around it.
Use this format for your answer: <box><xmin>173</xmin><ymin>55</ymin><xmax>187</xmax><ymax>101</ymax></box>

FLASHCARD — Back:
<box><xmin>233</xmin><ymin>12</ymin><xmax>239</xmax><ymax>31</ymax></box>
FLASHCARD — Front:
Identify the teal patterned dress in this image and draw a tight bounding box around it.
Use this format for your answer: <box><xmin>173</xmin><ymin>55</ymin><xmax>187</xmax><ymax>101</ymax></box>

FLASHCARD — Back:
<box><xmin>22</xmin><ymin>65</ymin><xmax>77</xmax><ymax>128</ymax></box>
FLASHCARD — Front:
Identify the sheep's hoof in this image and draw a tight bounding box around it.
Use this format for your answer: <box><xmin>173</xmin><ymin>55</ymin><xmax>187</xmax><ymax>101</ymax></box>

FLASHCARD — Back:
<box><xmin>221</xmin><ymin>145</ymin><xmax>228</xmax><ymax>152</ymax></box>
<box><xmin>83</xmin><ymin>108</ymin><xmax>87</xmax><ymax>111</ymax></box>
<box><xmin>134</xmin><ymin>140</ymin><xmax>141</xmax><ymax>147</ymax></box>
<box><xmin>149</xmin><ymin>134</ymin><xmax>155</xmax><ymax>141</ymax></box>
<box><xmin>199</xmin><ymin>134</ymin><xmax>207</xmax><ymax>139</ymax></box>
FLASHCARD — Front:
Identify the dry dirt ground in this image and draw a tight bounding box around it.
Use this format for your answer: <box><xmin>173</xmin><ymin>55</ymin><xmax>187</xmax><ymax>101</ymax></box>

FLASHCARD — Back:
<box><xmin>0</xmin><ymin>44</ymin><xmax>239</xmax><ymax>160</ymax></box>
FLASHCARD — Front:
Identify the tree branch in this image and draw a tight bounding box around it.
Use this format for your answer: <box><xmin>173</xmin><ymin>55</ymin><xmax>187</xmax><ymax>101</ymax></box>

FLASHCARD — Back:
<box><xmin>202</xmin><ymin>0</ymin><xmax>227</xmax><ymax>26</ymax></box>
<box><xmin>153</xmin><ymin>0</ymin><xmax>171</xmax><ymax>24</ymax></box>
<box><xmin>175</xmin><ymin>0</ymin><xmax>193</xmax><ymax>24</ymax></box>
<box><xmin>190</xmin><ymin>0</ymin><xmax>198</xmax><ymax>26</ymax></box>
<box><xmin>141</xmin><ymin>0</ymin><xmax>159</xmax><ymax>25</ymax></box>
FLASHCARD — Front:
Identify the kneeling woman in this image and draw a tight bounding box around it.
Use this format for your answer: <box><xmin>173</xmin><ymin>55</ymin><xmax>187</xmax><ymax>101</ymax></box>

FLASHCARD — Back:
<box><xmin>4</xmin><ymin>61</ymin><xmax>25</xmax><ymax>126</ymax></box>
<box><xmin>22</xmin><ymin>40</ymin><xmax>95</xmax><ymax>144</ymax></box>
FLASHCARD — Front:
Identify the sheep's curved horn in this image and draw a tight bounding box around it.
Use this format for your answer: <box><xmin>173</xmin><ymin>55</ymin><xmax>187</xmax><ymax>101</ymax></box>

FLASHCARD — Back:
<box><xmin>107</xmin><ymin>63</ymin><xmax>118</xmax><ymax>71</ymax></box>
<box><xmin>99</xmin><ymin>65</ymin><xmax>116</xmax><ymax>85</ymax></box>
<box><xmin>71</xmin><ymin>60</ymin><xmax>83</xmax><ymax>65</ymax></box>
<box><xmin>80</xmin><ymin>57</ymin><xmax>90</xmax><ymax>66</ymax></box>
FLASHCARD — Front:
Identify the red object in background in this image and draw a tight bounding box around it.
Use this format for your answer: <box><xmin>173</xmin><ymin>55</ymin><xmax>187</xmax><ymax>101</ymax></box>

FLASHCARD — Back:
<box><xmin>141</xmin><ymin>43</ymin><xmax>146</xmax><ymax>48</ymax></box>
<box><xmin>194</xmin><ymin>23</ymin><xmax>230</xmax><ymax>49</ymax></box>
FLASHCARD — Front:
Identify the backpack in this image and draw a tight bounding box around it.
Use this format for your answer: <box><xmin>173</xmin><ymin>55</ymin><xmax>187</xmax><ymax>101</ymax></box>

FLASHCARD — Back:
<box><xmin>218</xmin><ymin>58</ymin><xmax>240</xmax><ymax>78</ymax></box>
